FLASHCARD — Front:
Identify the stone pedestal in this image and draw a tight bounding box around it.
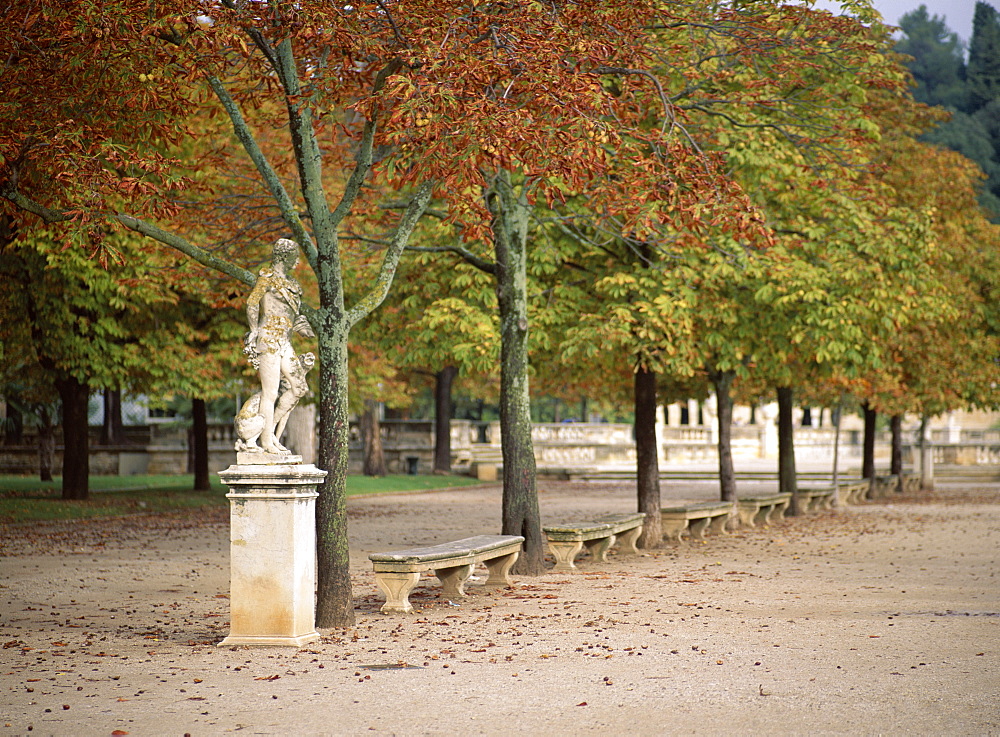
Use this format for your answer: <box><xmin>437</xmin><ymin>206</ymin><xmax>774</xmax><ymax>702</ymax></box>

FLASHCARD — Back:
<box><xmin>217</xmin><ymin>461</ymin><xmax>326</xmax><ymax>647</ymax></box>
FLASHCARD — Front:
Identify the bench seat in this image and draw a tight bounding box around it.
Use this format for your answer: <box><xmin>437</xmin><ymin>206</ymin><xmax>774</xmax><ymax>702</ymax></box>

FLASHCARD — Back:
<box><xmin>369</xmin><ymin>534</ymin><xmax>523</xmax><ymax>614</ymax></box>
<box><xmin>736</xmin><ymin>493</ymin><xmax>791</xmax><ymax>528</ymax></box>
<box><xmin>543</xmin><ymin>512</ymin><xmax>646</xmax><ymax>572</ymax></box>
<box><xmin>661</xmin><ymin>501</ymin><xmax>734</xmax><ymax>543</ymax></box>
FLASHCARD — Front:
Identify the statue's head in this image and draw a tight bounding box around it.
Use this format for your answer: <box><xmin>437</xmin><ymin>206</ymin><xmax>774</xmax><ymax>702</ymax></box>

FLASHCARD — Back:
<box><xmin>273</xmin><ymin>238</ymin><xmax>299</xmax><ymax>268</ymax></box>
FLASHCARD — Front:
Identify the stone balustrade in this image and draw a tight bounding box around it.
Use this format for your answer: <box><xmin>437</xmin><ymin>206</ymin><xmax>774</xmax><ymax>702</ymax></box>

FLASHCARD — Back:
<box><xmin>3</xmin><ymin>420</ymin><xmax>999</xmax><ymax>476</ymax></box>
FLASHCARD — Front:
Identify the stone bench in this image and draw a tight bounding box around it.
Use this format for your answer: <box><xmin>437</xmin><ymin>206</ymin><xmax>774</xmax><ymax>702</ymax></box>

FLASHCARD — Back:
<box><xmin>836</xmin><ymin>480</ymin><xmax>871</xmax><ymax>506</ymax></box>
<box><xmin>736</xmin><ymin>493</ymin><xmax>791</xmax><ymax>528</ymax></box>
<box><xmin>369</xmin><ymin>534</ymin><xmax>523</xmax><ymax>614</ymax></box>
<box><xmin>661</xmin><ymin>501</ymin><xmax>734</xmax><ymax>543</ymax></box>
<box><xmin>543</xmin><ymin>512</ymin><xmax>646</xmax><ymax>572</ymax></box>
<box><xmin>871</xmin><ymin>474</ymin><xmax>900</xmax><ymax>499</ymax></box>
<box><xmin>796</xmin><ymin>487</ymin><xmax>836</xmax><ymax>512</ymax></box>
<box><xmin>900</xmin><ymin>472</ymin><xmax>921</xmax><ymax>493</ymax></box>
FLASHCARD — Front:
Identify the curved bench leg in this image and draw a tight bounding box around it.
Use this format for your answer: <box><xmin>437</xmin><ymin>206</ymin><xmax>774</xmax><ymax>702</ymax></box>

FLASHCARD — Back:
<box><xmin>688</xmin><ymin>517</ymin><xmax>710</xmax><ymax>541</ymax></box>
<box><xmin>548</xmin><ymin>541</ymin><xmax>583</xmax><ymax>572</ymax></box>
<box><xmin>707</xmin><ymin>513</ymin><xmax>729</xmax><ymax>536</ymax></box>
<box><xmin>584</xmin><ymin>534</ymin><xmax>616</xmax><ymax>563</ymax></box>
<box><xmin>374</xmin><ymin>572</ymin><xmax>421</xmax><ymax>614</ymax></box>
<box><xmin>484</xmin><ymin>551</ymin><xmax>519</xmax><ymax>587</ymax></box>
<box><xmin>661</xmin><ymin>519</ymin><xmax>687</xmax><ymax>543</ymax></box>
<box><xmin>738</xmin><ymin>506</ymin><xmax>757</xmax><ymax>528</ymax></box>
<box><xmin>616</xmin><ymin>526</ymin><xmax>642</xmax><ymax>555</ymax></box>
<box><xmin>435</xmin><ymin>563</ymin><xmax>474</xmax><ymax>598</ymax></box>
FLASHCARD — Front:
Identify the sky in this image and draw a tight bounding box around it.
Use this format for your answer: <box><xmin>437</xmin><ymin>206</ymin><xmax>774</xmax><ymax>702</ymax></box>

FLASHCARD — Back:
<box><xmin>814</xmin><ymin>0</ymin><xmax>987</xmax><ymax>43</ymax></box>
<box><xmin>871</xmin><ymin>0</ymin><xmax>983</xmax><ymax>42</ymax></box>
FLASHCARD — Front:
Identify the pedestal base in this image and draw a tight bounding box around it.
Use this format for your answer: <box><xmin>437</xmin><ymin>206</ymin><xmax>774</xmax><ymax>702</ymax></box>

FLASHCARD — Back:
<box><xmin>218</xmin><ymin>462</ymin><xmax>326</xmax><ymax>648</ymax></box>
<box><xmin>219</xmin><ymin>631</ymin><xmax>320</xmax><ymax>648</ymax></box>
<box><xmin>236</xmin><ymin>451</ymin><xmax>303</xmax><ymax>465</ymax></box>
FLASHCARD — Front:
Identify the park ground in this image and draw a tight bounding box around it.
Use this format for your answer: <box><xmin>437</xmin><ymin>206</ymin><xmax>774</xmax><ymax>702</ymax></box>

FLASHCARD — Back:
<box><xmin>1</xmin><ymin>476</ymin><xmax>999</xmax><ymax>736</ymax></box>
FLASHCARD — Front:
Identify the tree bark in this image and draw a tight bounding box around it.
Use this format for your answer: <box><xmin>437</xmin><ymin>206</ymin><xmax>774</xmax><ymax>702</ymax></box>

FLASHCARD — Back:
<box><xmin>776</xmin><ymin>386</ymin><xmax>798</xmax><ymax>514</ymax></box>
<box><xmin>889</xmin><ymin>414</ymin><xmax>903</xmax><ymax>478</ymax></box>
<box><xmin>862</xmin><ymin>401</ymin><xmax>877</xmax><ymax>480</ymax></box>
<box><xmin>488</xmin><ymin>171</ymin><xmax>544</xmax><ymax>575</ymax></box>
<box><xmin>56</xmin><ymin>375</ymin><xmax>89</xmax><ymax>500</ymax></box>
<box><xmin>709</xmin><ymin>369</ymin><xmax>737</xmax><ymax>502</ymax></box>
<box><xmin>4</xmin><ymin>401</ymin><xmax>23</xmax><ymax>445</ymax></box>
<box><xmin>831</xmin><ymin>397</ymin><xmax>843</xmax><ymax>507</ymax></box>
<box><xmin>889</xmin><ymin>412</ymin><xmax>904</xmax><ymax>494</ymax></box>
<box><xmin>361</xmin><ymin>399</ymin><xmax>387</xmax><ymax>477</ymax></box>
<box><xmin>315</xmin><ymin>319</ymin><xmax>356</xmax><ymax>628</ymax></box>
<box><xmin>919</xmin><ymin>414</ymin><xmax>935</xmax><ymax>491</ymax></box>
<box><xmin>100</xmin><ymin>388</ymin><xmax>125</xmax><ymax>446</ymax></box>
<box><xmin>37</xmin><ymin>406</ymin><xmax>55</xmax><ymax>483</ymax></box>
<box><xmin>634</xmin><ymin>364</ymin><xmax>662</xmax><ymax>548</ymax></box>
<box><xmin>434</xmin><ymin>365</ymin><xmax>457</xmax><ymax>474</ymax></box>
<box><xmin>191</xmin><ymin>397</ymin><xmax>210</xmax><ymax>491</ymax></box>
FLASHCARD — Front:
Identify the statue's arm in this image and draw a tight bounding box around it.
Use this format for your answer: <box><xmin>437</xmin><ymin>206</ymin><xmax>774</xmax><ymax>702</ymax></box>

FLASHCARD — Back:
<box><xmin>245</xmin><ymin>276</ymin><xmax>269</xmax><ymax>335</ymax></box>
<box><xmin>293</xmin><ymin>314</ymin><xmax>315</xmax><ymax>338</ymax></box>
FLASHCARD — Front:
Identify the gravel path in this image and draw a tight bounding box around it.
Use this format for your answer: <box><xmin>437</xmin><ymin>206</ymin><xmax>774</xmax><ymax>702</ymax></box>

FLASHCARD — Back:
<box><xmin>2</xmin><ymin>480</ymin><xmax>998</xmax><ymax>736</ymax></box>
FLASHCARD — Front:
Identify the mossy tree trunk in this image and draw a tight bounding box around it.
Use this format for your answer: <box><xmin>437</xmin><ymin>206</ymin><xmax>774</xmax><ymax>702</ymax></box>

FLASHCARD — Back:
<box><xmin>487</xmin><ymin>171</ymin><xmax>544</xmax><ymax>575</ymax></box>
<box><xmin>315</xmin><ymin>316</ymin><xmax>355</xmax><ymax>628</ymax></box>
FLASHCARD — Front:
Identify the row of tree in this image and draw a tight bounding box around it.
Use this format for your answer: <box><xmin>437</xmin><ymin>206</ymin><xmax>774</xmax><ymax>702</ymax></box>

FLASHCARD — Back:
<box><xmin>1</xmin><ymin>1</ymin><xmax>998</xmax><ymax>628</ymax></box>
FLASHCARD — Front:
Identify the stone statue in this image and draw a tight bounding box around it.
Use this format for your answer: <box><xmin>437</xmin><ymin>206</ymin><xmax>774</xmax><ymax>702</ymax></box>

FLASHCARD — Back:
<box><xmin>236</xmin><ymin>238</ymin><xmax>315</xmax><ymax>457</ymax></box>
<box><xmin>235</xmin><ymin>352</ymin><xmax>315</xmax><ymax>453</ymax></box>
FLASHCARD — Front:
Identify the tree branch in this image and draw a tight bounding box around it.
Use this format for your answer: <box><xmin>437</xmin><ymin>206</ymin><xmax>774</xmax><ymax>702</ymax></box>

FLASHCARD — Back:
<box><xmin>205</xmin><ymin>74</ymin><xmax>317</xmax><ymax>265</ymax></box>
<box><xmin>406</xmin><ymin>244</ymin><xmax>497</xmax><ymax>275</ymax></box>
<box><xmin>345</xmin><ymin>180</ymin><xmax>434</xmax><ymax>327</ymax></box>
<box><xmin>329</xmin><ymin>58</ymin><xmax>403</xmax><ymax>231</ymax></box>
<box><xmin>272</xmin><ymin>36</ymin><xmax>334</xmax><ymax>266</ymax></box>
<box><xmin>2</xmin><ymin>188</ymin><xmax>260</xmax><ymax>289</ymax></box>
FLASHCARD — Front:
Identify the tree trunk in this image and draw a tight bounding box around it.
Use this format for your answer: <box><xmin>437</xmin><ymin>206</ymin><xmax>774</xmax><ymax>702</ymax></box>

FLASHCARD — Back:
<box><xmin>100</xmin><ymin>388</ymin><xmax>125</xmax><ymax>446</ymax></box>
<box><xmin>488</xmin><ymin>170</ymin><xmax>544</xmax><ymax>575</ymax></box>
<box><xmin>361</xmin><ymin>399</ymin><xmax>387</xmax><ymax>477</ymax></box>
<box><xmin>37</xmin><ymin>406</ymin><xmax>55</xmax><ymax>483</ymax></box>
<box><xmin>315</xmin><ymin>318</ymin><xmax>356</xmax><ymax>628</ymax></box>
<box><xmin>831</xmin><ymin>397</ymin><xmax>843</xmax><ymax>507</ymax></box>
<box><xmin>191</xmin><ymin>397</ymin><xmax>210</xmax><ymax>491</ymax></box>
<box><xmin>634</xmin><ymin>364</ymin><xmax>662</xmax><ymax>548</ymax></box>
<box><xmin>777</xmin><ymin>386</ymin><xmax>798</xmax><ymax>514</ymax></box>
<box><xmin>710</xmin><ymin>369</ymin><xmax>737</xmax><ymax>503</ymax></box>
<box><xmin>4</xmin><ymin>401</ymin><xmax>23</xmax><ymax>445</ymax></box>
<box><xmin>919</xmin><ymin>414</ymin><xmax>935</xmax><ymax>491</ymax></box>
<box><xmin>56</xmin><ymin>375</ymin><xmax>89</xmax><ymax>501</ymax></box>
<box><xmin>862</xmin><ymin>401</ymin><xmax>877</xmax><ymax>480</ymax></box>
<box><xmin>434</xmin><ymin>366</ymin><xmax>457</xmax><ymax>474</ymax></box>
<box><xmin>890</xmin><ymin>414</ymin><xmax>903</xmax><ymax>478</ymax></box>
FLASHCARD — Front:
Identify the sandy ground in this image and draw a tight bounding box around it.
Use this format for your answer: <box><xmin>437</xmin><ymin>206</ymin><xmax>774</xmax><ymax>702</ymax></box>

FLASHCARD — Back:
<box><xmin>2</xmin><ymin>478</ymin><xmax>999</xmax><ymax>736</ymax></box>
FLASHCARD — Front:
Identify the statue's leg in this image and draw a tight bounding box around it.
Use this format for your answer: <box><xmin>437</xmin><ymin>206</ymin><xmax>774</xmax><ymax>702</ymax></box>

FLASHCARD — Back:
<box><xmin>270</xmin><ymin>351</ymin><xmax>304</xmax><ymax>452</ymax></box>
<box><xmin>257</xmin><ymin>352</ymin><xmax>283</xmax><ymax>454</ymax></box>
